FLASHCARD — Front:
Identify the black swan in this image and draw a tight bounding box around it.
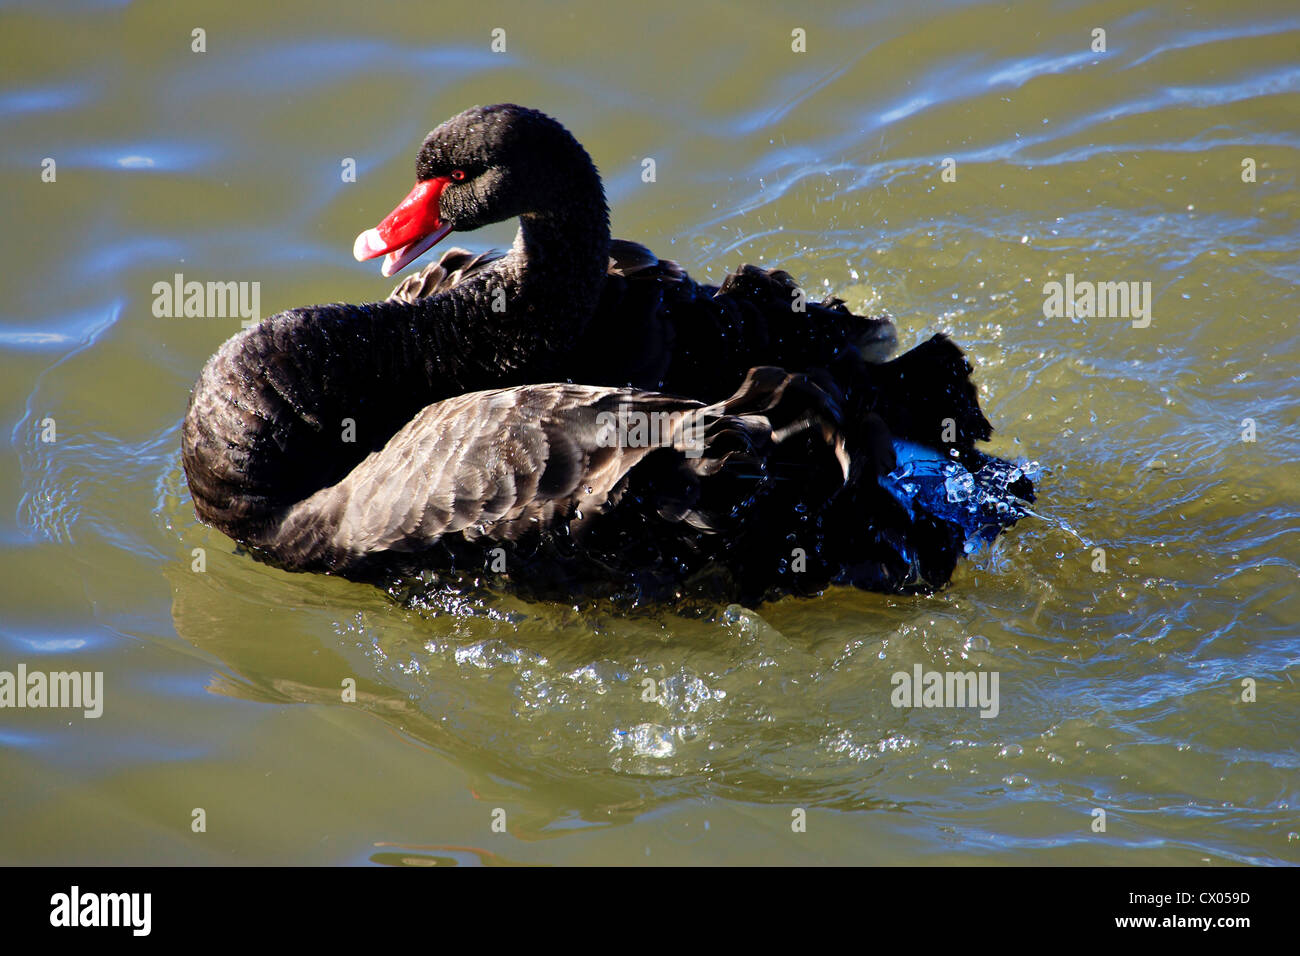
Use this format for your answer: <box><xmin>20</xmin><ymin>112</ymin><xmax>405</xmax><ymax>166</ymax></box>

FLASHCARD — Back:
<box><xmin>181</xmin><ymin>104</ymin><xmax>1034</xmax><ymax>602</ymax></box>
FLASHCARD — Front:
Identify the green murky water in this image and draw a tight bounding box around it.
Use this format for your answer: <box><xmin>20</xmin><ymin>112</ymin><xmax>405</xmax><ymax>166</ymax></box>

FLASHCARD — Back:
<box><xmin>2</xmin><ymin>0</ymin><xmax>1297</xmax><ymax>865</ymax></box>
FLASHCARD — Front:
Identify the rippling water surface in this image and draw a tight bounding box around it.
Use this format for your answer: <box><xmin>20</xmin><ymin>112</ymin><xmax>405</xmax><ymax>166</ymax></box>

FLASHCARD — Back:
<box><xmin>2</xmin><ymin>0</ymin><xmax>1297</xmax><ymax>865</ymax></box>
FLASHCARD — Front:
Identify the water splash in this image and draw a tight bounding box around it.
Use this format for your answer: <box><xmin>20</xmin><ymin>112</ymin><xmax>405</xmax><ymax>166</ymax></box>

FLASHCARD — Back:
<box><xmin>880</xmin><ymin>439</ymin><xmax>1041</xmax><ymax>554</ymax></box>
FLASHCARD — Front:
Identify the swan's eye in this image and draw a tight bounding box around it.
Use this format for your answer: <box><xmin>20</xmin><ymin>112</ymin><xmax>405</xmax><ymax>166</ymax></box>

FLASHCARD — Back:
<box><xmin>450</xmin><ymin>169</ymin><xmax>467</xmax><ymax>182</ymax></box>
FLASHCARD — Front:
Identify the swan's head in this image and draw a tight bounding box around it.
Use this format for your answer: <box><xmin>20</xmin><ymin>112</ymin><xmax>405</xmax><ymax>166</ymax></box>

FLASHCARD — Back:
<box><xmin>354</xmin><ymin>104</ymin><xmax>601</xmax><ymax>278</ymax></box>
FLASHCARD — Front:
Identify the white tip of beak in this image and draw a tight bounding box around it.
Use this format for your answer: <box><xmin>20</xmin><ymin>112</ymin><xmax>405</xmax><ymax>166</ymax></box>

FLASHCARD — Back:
<box><xmin>353</xmin><ymin>228</ymin><xmax>386</xmax><ymax>262</ymax></box>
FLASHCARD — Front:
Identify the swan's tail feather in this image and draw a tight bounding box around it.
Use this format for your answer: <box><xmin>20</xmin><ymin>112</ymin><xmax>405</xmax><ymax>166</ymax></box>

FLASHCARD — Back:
<box><xmin>864</xmin><ymin>332</ymin><xmax>993</xmax><ymax>453</ymax></box>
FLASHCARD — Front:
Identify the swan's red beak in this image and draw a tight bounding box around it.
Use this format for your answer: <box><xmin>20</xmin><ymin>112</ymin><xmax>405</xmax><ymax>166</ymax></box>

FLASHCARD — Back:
<box><xmin>353</xmin><ymin>177</ymin><xmax>453</xmax><ymax>278</ymax></box>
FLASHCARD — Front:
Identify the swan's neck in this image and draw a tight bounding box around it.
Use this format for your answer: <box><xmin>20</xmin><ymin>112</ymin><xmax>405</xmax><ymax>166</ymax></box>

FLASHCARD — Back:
<box><xmin>508</xmin><ymin>188</ymin><xmax>612</xmax><ymax>336</ymax></box>
<box><xmin>397</xmin><ymin>219</ymin><xmax>607</xmax><ymax>391</ymax></box>
<box><xmin>515</xmin><ymin>202</ymin><xmax>610</xmax><ymax>287</ymax></box>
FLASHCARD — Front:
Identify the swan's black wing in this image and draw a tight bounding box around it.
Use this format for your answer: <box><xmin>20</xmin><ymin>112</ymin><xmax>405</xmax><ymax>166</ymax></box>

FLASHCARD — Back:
<box><xmin>262</xmin><ymin>368</ymin><xmax>855</xmax><ymax>578</ymax></box>
<box><xmin>387</xmin><ymin>248</ymin><xmax>507</xmax><ymax>303</ymax></box>
<box><xmin>567</xmin><ymin>250</ymin><xmax>898</xmax><ymax>403</ymax></box>
<box><xmin>386</xmin><ymin>241</ymin><xmax>897</xmax><ymax>401</ymax></box>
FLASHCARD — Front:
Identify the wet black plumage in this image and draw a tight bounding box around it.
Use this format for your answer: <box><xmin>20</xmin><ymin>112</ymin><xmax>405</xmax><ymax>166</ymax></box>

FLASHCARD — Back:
<box><xmin>180</xmin><ymin>103</ymin><xmax>1032</xmax><ymax>603</ymax></box>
